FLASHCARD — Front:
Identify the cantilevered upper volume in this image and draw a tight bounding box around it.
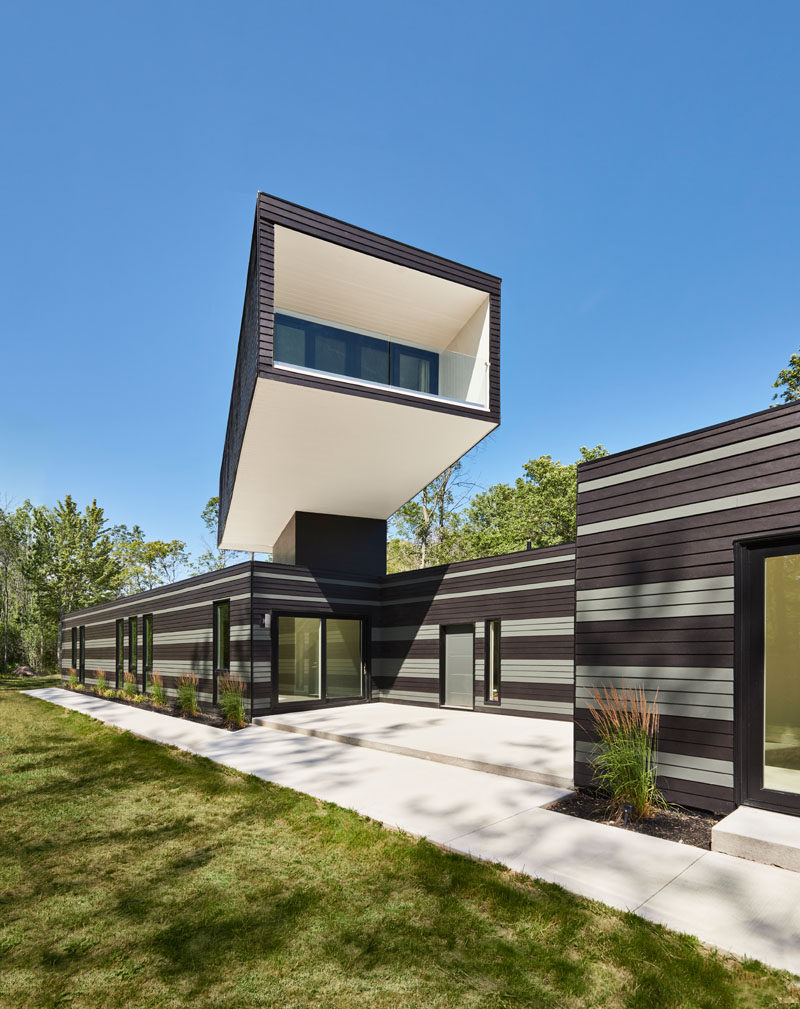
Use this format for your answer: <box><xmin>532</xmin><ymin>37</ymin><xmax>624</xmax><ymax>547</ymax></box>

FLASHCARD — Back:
<box><xmin>218</xmin><ymin>193</ymin><xmax>501</xmax><ymax>554</ymax></box>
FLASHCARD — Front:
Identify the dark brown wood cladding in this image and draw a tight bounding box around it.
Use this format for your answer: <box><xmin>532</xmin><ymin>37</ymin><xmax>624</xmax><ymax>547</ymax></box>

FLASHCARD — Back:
<box><xmin>575</xmin><ymin>400</ymin><xmax>800</xmax><ymax>813</ymax></box>
<box><xmin>219</xmin><ymin>193</ymin><xmax>501</xmax><ymax>545</ymax></box>
<box><xmin>62</xmin><ymin>564</ymin><xmax>254</xmax><ymax>713</ymax></box>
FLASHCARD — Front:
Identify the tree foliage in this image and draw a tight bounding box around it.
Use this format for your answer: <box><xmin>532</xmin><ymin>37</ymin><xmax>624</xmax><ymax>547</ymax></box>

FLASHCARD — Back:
<box><xmin>387</xmin><ymin>445</ymin><xmax>608</xmax><ymax>571</ymax></box>
<box><xmin>772</xmin><ymin>350</ymin><xmax>800</xmax><ymax>404</ymax></box>
<box><xmin>0</xmin><ymin>493</ymin><xmax>228</xmax><ymax>674</ymax></box>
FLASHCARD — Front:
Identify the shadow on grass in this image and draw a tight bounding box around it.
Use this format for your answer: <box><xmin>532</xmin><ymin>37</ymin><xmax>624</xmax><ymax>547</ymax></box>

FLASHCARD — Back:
<box><xmin>1</xmin><ymin>692</ymin><xmax>795</xmax><ymax>1009</ymax></box>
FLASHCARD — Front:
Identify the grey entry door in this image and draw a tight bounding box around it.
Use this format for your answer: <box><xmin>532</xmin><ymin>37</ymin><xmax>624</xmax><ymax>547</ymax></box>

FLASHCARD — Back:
<box><xmin>442</xmin><ymin>624</ymin><xmax>474</xmax><ymax>709</ymax></box>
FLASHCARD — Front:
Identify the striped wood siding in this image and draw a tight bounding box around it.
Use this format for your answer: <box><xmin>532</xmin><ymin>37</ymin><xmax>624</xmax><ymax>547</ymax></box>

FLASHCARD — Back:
<box><xmin>61</xmin><ymin>565</ymin><xmax>253</xmax><ymax>710</ymax></box>
<box><xmin>250</xmin><ymin>560</ymin><xmax>381</xmax><ymax>716</ymax></box>
<box><xmin>574</xmin><ymin>399</ymin><xmax>800</xmax><ymax>813</ymax></box>
<box><xmin>374</xmin><ymin>545</ymin><xmax>575</xmax><ymax>720</ymax></box>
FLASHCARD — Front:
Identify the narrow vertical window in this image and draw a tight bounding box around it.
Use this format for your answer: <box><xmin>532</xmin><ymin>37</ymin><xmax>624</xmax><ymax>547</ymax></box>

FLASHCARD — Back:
<box><xmin>143</xmin><ymin>614</ymin><xmax>153</xmax><ymax>691</ymax></box>
<box><xmin>485</xmin><ymin>620</ymin><xmax>501</xmax><ymax>704</ymax></box>
<box><xmin>213</xmin><ymin>600</ymin><xmax>230</xmax><ymax>704</ymax></box>
<box><xmin>129</xmin><ymin>616</ymin><xmax>138</xmax><ymax>676</ymax></box>
<box><xmin>79</xmin><ymin>626</ymin><xmax>86</xmax><ymax>682</ymax></box>
<box><xmin>115</xmin><ymin>619</ymin><xmax>125</xmax><ymax>688</ymax></box>
<box><xmin>71</xmin><ymin>627</ymin><xmax>78</xmax><ymax>670</ymax></box>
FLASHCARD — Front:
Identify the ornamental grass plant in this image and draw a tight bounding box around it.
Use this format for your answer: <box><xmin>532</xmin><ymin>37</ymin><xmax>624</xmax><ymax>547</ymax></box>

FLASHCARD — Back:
<box><xmin>149</xmin><ymin>671</ymin><xmax>166</xmax><ymax>706</ymax></box>
<box><xmin>123</xmin><ymin>671</ymin><xmax>137</xmax><ymax>698</ymax></box>
<box><xmin>95</xmin><ymin>669</ymin><xmax>107</xmax><ymax>694</ymax></box>
<box><xmin>67</xmin><ymin>668</ymin><xmax>79</xmax><ymax>689</ymax></box>
<box><xmin>176</xmin><ymin>671</ymin><xmax>199</xmax><ymax>716</ymax></box>
<box><xmin>587</xmin><ymin>683</ymin><xmax>666</xmax><ymax>820</ymax></box>
<box><xmin>218</xmin><ymin>674</ymin><xmax>247</xmax><ymax>728</ymax></box>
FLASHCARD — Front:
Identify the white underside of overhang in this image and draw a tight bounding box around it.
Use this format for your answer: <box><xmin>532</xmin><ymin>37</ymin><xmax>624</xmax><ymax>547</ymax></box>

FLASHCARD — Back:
<box><xmin>220</xmin><ymin>378</ymin><xmax>497</xmax><ymax>553</ymax></box>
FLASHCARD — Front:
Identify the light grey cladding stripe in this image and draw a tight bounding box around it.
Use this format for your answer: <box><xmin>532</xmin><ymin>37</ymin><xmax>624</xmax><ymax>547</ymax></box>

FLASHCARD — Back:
<box><xmin>576</xmin><ymin>663</ymin><xmax>733</xmax><ymax>684</ymax></box>
<box><xmin>253</xmin><ymin>593</ymin><xmax>379</xmax><ymax>607</ymax></box>
<box><xmin>579</xmin><ymin>423</ymin><xmax>800</xmax><ymax>494</ymax></box>
<box><xmin>576</xmin><ymin>578</ymin><xmax>734</xmax><ymax>621</ymax></box>
<box><xmin>503</xmin><ymin>659</ymin><xmax>574</xmax><ymax>683</ymax></box>
<box><xmin>257</xmin><ymin>572</ymin><xmax>378</xmax><ymax>589</ymax></box>
<box><xmin>500</xmin><ymin>617</ymin><xmax>574</xmax><ymax>637</ymax></box>
<box><xmin>153</xmin><ymin>626</ymin><xmax>251</xmax><ymax>645</ymax></box>
<box><xmin>576</xmin><ymin>601</ymin><xmax>733</xmax><ymax>621</ymax></box>
<box><xmin>501</xmin><ymin>698</ymin><xmax>573</xmax><ymax>715</ymax></box>
<box><xmin>577</xmin><ymin>481</ymin><xmax>800</xmax><ymax>536</ymax></box>
<box><xmin>577</xmin><ymin>576</ymin><xmax>733</xmax><ymax>600</ymax></box>
<box><xmin>575</xmin><ymin>740</ymin><xmax>733</xmax><ymax>786</ymax></box>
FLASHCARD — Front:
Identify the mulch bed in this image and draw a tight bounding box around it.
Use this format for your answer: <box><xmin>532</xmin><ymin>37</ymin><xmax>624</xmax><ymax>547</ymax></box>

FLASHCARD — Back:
<box><xmin>548</xmin><ymin>787</ymin><xmax>723</xmax><ymax>849</ymax></box>
<box><xmin>60</xmin><ymin>682</ymin><xmax>247</xmax><ymax>732</ymax></box>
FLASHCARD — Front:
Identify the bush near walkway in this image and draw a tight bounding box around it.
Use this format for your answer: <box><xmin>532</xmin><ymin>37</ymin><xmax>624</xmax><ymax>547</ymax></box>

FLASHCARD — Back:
<box><xmin>0</xmin><ymin>691</ymin><xmax>796</xmax><ymax>1009</ymax></box>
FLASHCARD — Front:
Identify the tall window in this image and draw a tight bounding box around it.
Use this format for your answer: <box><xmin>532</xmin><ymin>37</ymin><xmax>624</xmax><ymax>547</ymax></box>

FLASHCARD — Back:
<box><xmin>71</xmin><ymin>627</ymin><xmax>78</xmax><ymax>670</ymax></box>
<box><xmin>78</xmin><ymin>626</ymin><xmax>86</xmax><ymax>682</ymax></box>
<box><xmin>485</xmin><ymin>620</ymin><xmax>501</xmax><ymax>704</ymax></box>
<box><xmin>143</xmin><ymin>614</ymin><xmax>153</xmax><ymax>691</ymax></box>
<box><xmin>128</xmin><ymin>616</ymin><xmax>137</xmax><ymax>676</ymax></box>
<box><xmin>213</xmin><ymin>600</ymin><xmax>230</xmax><ymax>703</ymax></box>
<box><xmin>115</xmin><ymin>619</ymin><xmax>125</xmax><ymax>688</ymax></box>
<box><xmin>275</xmin><ymin>614</ymin><xmax>363</xmax><ymax>705</ymax></box>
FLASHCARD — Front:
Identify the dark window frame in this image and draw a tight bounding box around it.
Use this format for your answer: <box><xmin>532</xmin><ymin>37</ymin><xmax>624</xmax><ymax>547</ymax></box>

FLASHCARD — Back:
<box><xmin>270</xmin><ymin>610</ymin><xmax>367</xmax><ymax>711</ymax></box>
<box><xmin>212</xmin><ymin>600</ymin><xmax>230</xmax><ymax>705</ymax></box>
<box><xmin>115</xmin><ymin>619</ymin><xmax>125</xmax><ymax>689</ymax></box>
<box><xmin>128</xmin><ymin>616</ymin><xmax>138</xmax><ymax>678</ymax></box>
<box><xmin>735</xmin><ymin>534</ymin><xmax>800</xmax><ymax>816</ymax></box>
<box><xmin>274</xmin><ymin>312</ymin><xmax>439</xmax><ymax>397</ymax></box>
<box><xmin>71</xmin><ymin>626</ymin><xmax>78</xmax><ymax>671</ymax></box>
<box><xmin>142</xmin><ymin>614</ymin><xmax>153</xmax><ymax>692</ymax></box>
<box><xmin>484</xmin><ymin>619</ymin><xmax>501</xmax><ymax>705</ymax></box>
<box><xmin>78</xmin><ymin>626</ymin><xmax>86</xmax><ymax>683</ymax></box>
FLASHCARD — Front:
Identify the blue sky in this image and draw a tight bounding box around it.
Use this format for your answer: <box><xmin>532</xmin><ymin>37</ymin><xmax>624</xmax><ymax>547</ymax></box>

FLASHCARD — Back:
<box><xmin>2</xmin><ymin>2</ymin><xmax>799</xmax><ymax>555</ymax></box>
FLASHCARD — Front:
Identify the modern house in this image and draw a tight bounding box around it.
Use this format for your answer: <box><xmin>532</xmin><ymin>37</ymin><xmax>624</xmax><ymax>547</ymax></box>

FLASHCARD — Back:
<box><xmin>62</xmin><ymin>193</ymin><xmax>800</xmax><ymax>823</ymax></box>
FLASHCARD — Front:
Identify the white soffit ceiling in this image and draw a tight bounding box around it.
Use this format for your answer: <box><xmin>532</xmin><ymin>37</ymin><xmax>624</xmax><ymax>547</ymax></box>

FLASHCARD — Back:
<box><xmin>220</xmin><ymin>378</ymin><xmax>497</xmax><ymax>553</ymax></box>
<box><xmin>274</xmin><ymin>226</ymin><xmax>489</xmax><ymax>350</ymax></box>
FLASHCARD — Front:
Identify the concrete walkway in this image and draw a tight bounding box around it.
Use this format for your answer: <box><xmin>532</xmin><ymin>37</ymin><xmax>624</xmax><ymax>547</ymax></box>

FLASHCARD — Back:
<box><xmin>254</xmin><ymin>702</ymin><xmax>573</xmax><ymax>787</ymax></box>
<box><xmin>23</xmin><ymin>688</ymin><xmax>800</xmax><ymax>977</ymax></box>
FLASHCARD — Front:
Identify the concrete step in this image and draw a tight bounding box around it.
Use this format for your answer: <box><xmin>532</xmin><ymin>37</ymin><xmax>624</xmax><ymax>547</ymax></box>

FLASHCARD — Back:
<box><xmin>712</xmin><ymin>805</ymin><xmax>800</xmax><ymax>872</ymax></box>
<box><xmin>251</xmin><ymin>713</ymin><xmax>573</xmax><ymax>789</ymax></box>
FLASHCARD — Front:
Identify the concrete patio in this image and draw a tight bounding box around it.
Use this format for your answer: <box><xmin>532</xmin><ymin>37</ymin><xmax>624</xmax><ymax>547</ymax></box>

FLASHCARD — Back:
<box><xmin>253</xmin><ymin>702</ymin><xmax>573</xmax><ymax>788</ymax></box>
<box><xmin>23</xmin><ymin>688</ymin><xmax>800</xmax><ymax>977</ymax></box>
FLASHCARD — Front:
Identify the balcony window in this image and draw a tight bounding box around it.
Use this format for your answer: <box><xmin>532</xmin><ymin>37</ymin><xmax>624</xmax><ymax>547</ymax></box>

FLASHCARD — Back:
<box><xmin>274</xmin><ymin>312</ymin><xmax>437</xmax><ymax>397</ymax></box>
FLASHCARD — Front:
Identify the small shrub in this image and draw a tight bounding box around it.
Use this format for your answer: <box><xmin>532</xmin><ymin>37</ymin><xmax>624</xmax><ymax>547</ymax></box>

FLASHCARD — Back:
<box><xmin>587</xmin><ymin>683</ymin><xmax>666</xmax><ymax>820</ymax></box>
<box><xmin>123</xmin><ymin>671</ymin><xmax>137</xmax><ymax>697</ymax></box>
<box><xmin>176</xmin><ymin>672</ymin><xmax>199</xmax><ymax>716</ymax></box>
<box><xmin>68</xmin><ymin>668</ymin><xmax>79</xmax><ymax>689</ymax></box>
<box><xmin>95</xmin><ymin>669</ymin><xmax>107</xmax><ymax>693</ymax></box>
<box><xmin>218</xmin><ymin>674</ymin><xmax>247</xmax><ymax>728</ymax></box>
<box><xmin>150</xmin><ymin>671</ymin><xmax>166</xmax><ymax>706</ymax></box>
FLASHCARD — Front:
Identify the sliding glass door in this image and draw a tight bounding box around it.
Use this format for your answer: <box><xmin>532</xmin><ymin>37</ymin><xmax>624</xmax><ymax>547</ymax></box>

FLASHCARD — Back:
<box><xmin>275</xmin><ymin>615</ymin><xmax>364</xmax><ymax>706</ymax></box>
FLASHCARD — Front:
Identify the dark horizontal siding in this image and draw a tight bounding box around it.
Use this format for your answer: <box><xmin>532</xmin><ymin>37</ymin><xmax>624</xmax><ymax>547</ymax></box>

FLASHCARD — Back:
<box><xmin>578</xmin><ymin>399</ymin><xmax>800</xmax><ymax>481</ymax></box>
<box><xmin>575</xmin><ymin>401</ymin><xmax>800</xmax><ymax>813</ymax></box>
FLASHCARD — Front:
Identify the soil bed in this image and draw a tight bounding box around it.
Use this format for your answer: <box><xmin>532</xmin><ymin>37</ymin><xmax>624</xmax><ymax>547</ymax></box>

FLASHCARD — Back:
<box><xmin>548</xmin><ymin>787</ymin><xmax>723</xmax><ymax>850</ymax></box>
<box><xmin>59</xmin><ymin>682</ymin><xmax>247</xmax><ymax>731</ymax></box>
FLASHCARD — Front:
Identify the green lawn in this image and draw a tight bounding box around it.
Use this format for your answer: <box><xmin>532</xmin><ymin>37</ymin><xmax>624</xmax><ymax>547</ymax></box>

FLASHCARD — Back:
<box><xmin>0</xmin><ymin>693</ymin><xmax>796</xmax><ymax>1009</ymax></box>
<box><xmin>0</xmin><ymin>674</ymin><xmax>60</xmax><ymax>691</ymax></box>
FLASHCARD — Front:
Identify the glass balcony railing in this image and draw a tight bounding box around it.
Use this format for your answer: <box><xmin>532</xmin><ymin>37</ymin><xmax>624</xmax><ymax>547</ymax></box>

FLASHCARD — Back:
<box><xmin>273</xmin><ymin>311</ymin><xmax>485</xmax><ymax>407</ymax></box>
